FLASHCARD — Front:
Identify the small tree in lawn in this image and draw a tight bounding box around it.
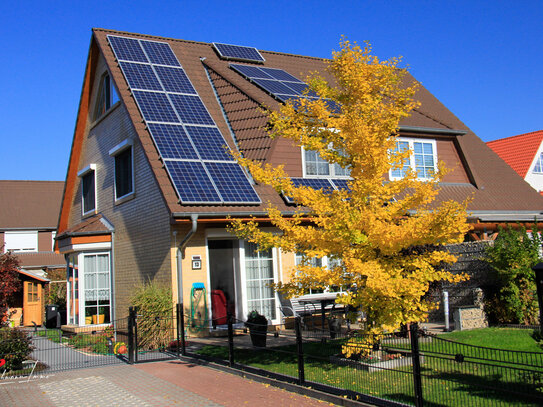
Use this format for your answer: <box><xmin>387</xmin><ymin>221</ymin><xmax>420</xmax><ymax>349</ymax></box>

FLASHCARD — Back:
<box><xmin>0</xmin><ymin>250</ymin><xmax>22</xmax><ymax>327</ymax></box>
<box><xmin>230</xmin><ymin>39</ymin><xmax>469</xmax><ymax>354</ymax></box>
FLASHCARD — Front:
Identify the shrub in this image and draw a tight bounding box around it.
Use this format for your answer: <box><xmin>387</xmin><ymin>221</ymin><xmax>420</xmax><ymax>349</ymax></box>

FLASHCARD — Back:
<box><xmin>485</xmin><ymin>225</ymin><xmax>542</xmax><ymax>324</ymax></box>
<box><xmin>131</xmin><ymin>281</ymin><xmax>174</xmax><ymax>350</ymax></box>
<box><xmin>0</xmin><ymin>328</ymin><xmax>34</xmax><ymax>371</ymax></box>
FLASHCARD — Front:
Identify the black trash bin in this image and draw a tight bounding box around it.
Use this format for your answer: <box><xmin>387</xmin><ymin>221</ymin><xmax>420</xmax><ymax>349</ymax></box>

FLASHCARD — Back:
<box><xmin>45</xmin><ymin>304</ymin><xmax>60</xmax><ymax>329</ymax></box>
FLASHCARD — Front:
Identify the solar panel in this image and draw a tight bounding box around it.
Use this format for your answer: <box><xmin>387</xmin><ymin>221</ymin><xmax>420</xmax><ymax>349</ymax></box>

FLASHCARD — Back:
<box><xmin>229</xmin><ymin>64</ymin><xmax>273</xmax><ymax>79</ymax></box>
<box><xmin>108</xmin><ymin>36</ymin><xmax>148</xmax><ymax>63</ymax></box>
<box><xmin>291</xmin><ymin>178</ymin><xmax>335</xmax><ymax>190</ymax></box>
<box><xmin>213</xmin><ymin>43</ymin><xmax>265</xmax><ymax>63</ymax></box>
<box><xmin>331</xmin><ymin>179</ymin><xmax>351</xmax><ymax>191</ymax></box>
<box><xmin>140</xmin><ymin>40</ymin><xmax>181</xmax><ymax>67</ymax></box>
<box><xmin>132</xmin><ymin>91</ymin><xmax>180</xmax><ymax>123</ymax></box>
<box><xmin>169</xmin><ymin>94</ymin><xmax>214</xmax><ymax>126</ymax></box>
<box><xmin>165</xmin><ymin>160</ymin><xmax>222</xmax><ymax>204</ymax></box>
<box><xmin>259</xmin><ymin>67</ymin><xmax>304</xmax><ymax>83</ymax></box>
<box><xmin>252</xmin><ymin>78</ymin><xmax>299</xmax><ymax>96</ymax></box>
<box><xmin>205</xmin><ymin>162</ymin><xmax>261</xmax><ymax>203</ymax></box>
<box><xmin>185</xmin><ymin>126</ymin><xmax>232</xmax><ymax>161</ymax></box>
<box><xmin>108</xmin><ymin>35</ymin><xmax>261</xmax><ymax>205</ymax></box>
<box><xmin>119</xmin><ymin>62</ymin><xmax>162</xmax><ymax>91</ymax></box>
<box><xmin>147</xmin><ymin>123</ymin><xmax>198</xmax><ymax>160</ymax></box>
<box><xmin>230</xmin><ymin>63</ymin><xmax>341</xmax><ymax>114</ymax></box>
<box><xmin>154</xmin><ymin>66</ymin><xmax>197</xmax><ymax>95</ymax></box>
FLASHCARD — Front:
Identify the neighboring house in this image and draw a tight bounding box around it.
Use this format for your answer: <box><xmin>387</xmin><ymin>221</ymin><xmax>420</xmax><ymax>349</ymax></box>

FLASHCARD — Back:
<box><xmin>55</xmin><ymin>29</ymin><xmax>543</xmax><ymax>329</ymax></box>
<box><xmin>486</xmin><ymin>130</ymin><xmax>543</xmax><ymax>195</ymax></box>
<box><xmin>0</xmin><ymin>180</ymin><xmax>65</xmax><ymax>326</ymax></box>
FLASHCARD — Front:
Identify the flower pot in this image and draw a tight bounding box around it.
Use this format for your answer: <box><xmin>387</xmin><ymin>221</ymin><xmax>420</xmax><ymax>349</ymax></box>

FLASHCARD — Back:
<box><xmin>85</xmin><ymin>316</ymin><xmax>92</xmax><ymax>325</ymax></box>
<box><xmin>92</xmin><ymin>314</ymin><xmax>105</xmax><ymax>324</ymax></box>
<box><xmin>247</xmin><ymin>322</ymin><xmax>268</xmax><ymax>347</ymax></box>
<box><xmin>328</xmin><ymin>318</ymin><xmax>342</xmax><ymax>339</ymax></box>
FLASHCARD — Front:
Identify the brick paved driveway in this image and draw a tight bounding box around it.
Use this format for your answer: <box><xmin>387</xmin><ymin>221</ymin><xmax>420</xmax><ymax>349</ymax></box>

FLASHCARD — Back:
<box><xmin>0</xmin><ymin>361</ymin><xmax>333</xmax><ymax>406</ymax></box>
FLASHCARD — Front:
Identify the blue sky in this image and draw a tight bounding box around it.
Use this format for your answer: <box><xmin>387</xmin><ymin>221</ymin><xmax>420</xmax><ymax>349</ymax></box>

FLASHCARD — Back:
<box><xmin>2</xmin><ymin>1</ymin><xmax>542</xmax><ymax>181</ymax></box>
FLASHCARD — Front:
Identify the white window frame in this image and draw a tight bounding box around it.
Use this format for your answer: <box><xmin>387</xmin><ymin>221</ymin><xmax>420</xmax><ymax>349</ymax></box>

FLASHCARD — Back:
<box><xmin>301</xmin><ymin>146</ymin><xmax>351</xmax><ymax>179</ymax></box>
<box><xmin>66</xmin><ymin>251</ymin><xmax>112</xmax><ymax>327</ymax></box>
<box><xmin>295</xmin><ymin>253</ymin><xmax>345</xmax><ymax>294</ymax></box>
<box><xmin>93</xmin><ymin>72</ymin><xmax>120</xmax><ymax>121</ymax></box>
<box><xmin>389</xmin><ymin>137</ymin><xmax>438</xmax><ymax>181</ymax></box>
<box><xmin>78</xmin><ymin>164</ymin><xmax>97</xmax><ymax>216</ymax></box>
<box><xmin>533</xmin><ymin>153</ymin><xmax>543</xmax><ymax>174</ymax></box>
<box><xmin>239</xmin><ymin>240</ymin><xmax>280</xmax><ymax>324</ymax></box>
<box><xmin>109</xmin><ymin>139</ymin><xmax>135</xmax><ymax>202</ymax></box>
<box><xmin>4</xmin><ymin>231</ymin><xmax>38</xmax><ymax>253</ymax></box>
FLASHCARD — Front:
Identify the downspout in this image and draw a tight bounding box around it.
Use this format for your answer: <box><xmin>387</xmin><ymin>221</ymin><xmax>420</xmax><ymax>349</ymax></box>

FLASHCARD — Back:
<box><xmin>175</xmin><ymin>214</ymin><xmax>198</xmax><ymax>356</ymax></box>
<box><xmin>176</xmin><ymin>214</ymin><xmax>199</xmax><ymax>304</ymax></box>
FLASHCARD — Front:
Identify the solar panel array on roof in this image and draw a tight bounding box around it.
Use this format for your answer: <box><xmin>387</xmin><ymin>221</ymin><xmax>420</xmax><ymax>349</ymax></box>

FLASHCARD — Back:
<box><xmin>212</xmin><ymin>43</ymin><xmax>265</xmax><ymax>63</ymax></box>
<box><xmin>283</xmin><ymin>178</ymin><xmax>351</xmax><ymax>204</ymax></box>
<box><xmin>108</xmin><ymin>35</ymin><xmax>261</xmax><ymax>205</ymax></box>
<box><xmin>229</xmin><ymin>64</ymin><xmax>341</xmax><ymax>114</ymax></box>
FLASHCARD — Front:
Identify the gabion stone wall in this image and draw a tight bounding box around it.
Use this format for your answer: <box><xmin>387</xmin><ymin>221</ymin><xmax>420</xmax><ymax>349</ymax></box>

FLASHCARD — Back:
<box><xmin>426</xmin><ymin>241</ymin><xmax>494</xmax><ymax>324</ymax></box>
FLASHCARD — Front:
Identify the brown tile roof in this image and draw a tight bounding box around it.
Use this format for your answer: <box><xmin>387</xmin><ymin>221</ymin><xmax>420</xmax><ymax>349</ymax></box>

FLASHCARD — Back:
<box><xmin>0</xmin><ymin>181</ymin><xmax>64</xmax><ymax>229</ymax></box>
<box><xmin>15</xmin><ymin>252</ymin><xmax>65</xmax><ymax>269</ymax></box>
<box><xmin>89</xmin><ymin>29</ymin><xmax>543</xmax><ymax>218</ymax></box>
<box><xmin>58</xmin><ymin>214</ymin><xmax>111</xmax><ymax>237</ymax></box>
<box><xmin>486</xmin><ymin>130</ymin><xmax>543</xmax><ymax>178</ymax></box>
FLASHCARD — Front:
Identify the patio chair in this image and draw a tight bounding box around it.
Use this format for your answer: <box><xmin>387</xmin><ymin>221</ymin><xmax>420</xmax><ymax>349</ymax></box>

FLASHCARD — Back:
<box><xmin>278</xmin><ymin>294</ymin><xmax>317</xmax><ymax>330</ymax></box>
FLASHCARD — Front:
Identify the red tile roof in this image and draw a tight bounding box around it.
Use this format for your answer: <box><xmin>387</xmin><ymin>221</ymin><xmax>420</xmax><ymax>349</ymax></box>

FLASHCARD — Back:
<box><xmin>486</xmin><ymin>130</ymin><xmax>543</xmax><ymax>178</ymax></box>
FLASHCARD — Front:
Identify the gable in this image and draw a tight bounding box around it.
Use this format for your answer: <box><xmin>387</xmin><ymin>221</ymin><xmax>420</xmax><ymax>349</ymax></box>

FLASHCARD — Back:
<box><xmin>487</xmin><ymin>130</ymin><xmax>543</xmax><ymax>178</ymax></box>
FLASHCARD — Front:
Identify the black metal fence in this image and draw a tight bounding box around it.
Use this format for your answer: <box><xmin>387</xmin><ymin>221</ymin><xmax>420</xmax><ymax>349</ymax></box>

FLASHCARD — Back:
<box><xmin>187</xmin><ymin>314</ymin><xmax>543</xmax><ymax>407</ymax></box>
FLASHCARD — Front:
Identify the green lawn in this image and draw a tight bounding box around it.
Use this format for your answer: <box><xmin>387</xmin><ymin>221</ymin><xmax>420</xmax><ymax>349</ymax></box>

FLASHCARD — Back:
<box><xmin>196</xmin><ymin>328</ymin><xmax>543</xmax><ymax>406</ymax></box>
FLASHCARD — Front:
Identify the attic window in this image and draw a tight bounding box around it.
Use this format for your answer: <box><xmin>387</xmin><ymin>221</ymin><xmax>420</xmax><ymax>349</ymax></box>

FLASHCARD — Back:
<box><xmin>389</xmin><ymin>138</ymin><xmax>437</xmax><ymax>180</ymax></box>
<box><xmin>302</xmin><ymin>147</ymin><xmax>350</xmax><ymax>178</ymax></box>
<box><xmin>533</xmin><ymin>153</ymin><xmax>543</xmax><ymax>174</ymax></box>
<box><xmin>94</xmin><ymin>73</ymin><xmax>119</xmax><ymax>120</ymax></box>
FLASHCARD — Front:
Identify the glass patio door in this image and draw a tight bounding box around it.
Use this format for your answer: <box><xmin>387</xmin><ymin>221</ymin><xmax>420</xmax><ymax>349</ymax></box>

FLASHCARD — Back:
<box><xmin>243</xmin><ymin>241</ymin><xmax>276</xmax><ymax>321</ymax></box>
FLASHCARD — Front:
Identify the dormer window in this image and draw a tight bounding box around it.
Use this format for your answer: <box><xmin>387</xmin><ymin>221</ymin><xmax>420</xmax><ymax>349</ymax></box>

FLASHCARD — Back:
<box><xmin>78</xmin><ymin>164</ymin><xmax>96</xmax><ymax>216</ymax></box>
<box><xmin>303</xmin><ymin>147</ymin><xmax>350</xmax><ymax>178</ymax></box>
<box><xmin>389</xmin><ymin>138</ymin><xmax>437</xmax><ymax>180</ymax></box>
<box><xmin>533</xmin><ymin>153</ymin><xmax>543</xmax><ymax>174</ymax></box>
<box><xmin>94</xmin><ymin>73</ymin><xmax>119</xmax><ymax>121</ymax></box>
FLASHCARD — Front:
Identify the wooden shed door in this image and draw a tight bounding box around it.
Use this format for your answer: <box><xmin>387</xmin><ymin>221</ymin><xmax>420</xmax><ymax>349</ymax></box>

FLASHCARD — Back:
<box><xmin>23</xmin><ymin>281</ymin><xmax>42</xmax><ymax>326</ymax></box>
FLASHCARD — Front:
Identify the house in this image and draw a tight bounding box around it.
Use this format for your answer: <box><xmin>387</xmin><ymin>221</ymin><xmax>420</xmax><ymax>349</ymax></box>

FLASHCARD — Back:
<box><xmin>487</xmin><ymin>130</ymin><xmax>543</xmax><ymax>195</ymax></box>
<box><xmin>55</xmin><ymin>29</ymin><xmax>543</xmax><ymax>329</ymax></box>
<box><xmin>0</xmin><ymin>180</ymin><xmax>65</xmax><ymax>326</ymax></box>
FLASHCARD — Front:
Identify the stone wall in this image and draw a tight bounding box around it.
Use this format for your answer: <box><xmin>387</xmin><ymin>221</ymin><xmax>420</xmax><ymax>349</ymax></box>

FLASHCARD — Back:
<box><xmin>427</xmin><ymin>241</ymin><xmax>494</xmax><ymax>325</ymax></box>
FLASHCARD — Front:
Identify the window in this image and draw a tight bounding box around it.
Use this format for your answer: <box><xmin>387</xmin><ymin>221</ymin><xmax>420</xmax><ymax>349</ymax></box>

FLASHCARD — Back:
<box><xmin>78</xmin><ymin>164</ymin><xmax>96</xmax><ymax>215</ymax></box>
<box><xmin>4</xmin><ymin>231</ymin><xmax>38</xmax><ymax>252</ymax></box>
<box><xmin>67</xmin><ymin>252</ymin><xmax>112</xmax><ymax>326</ymax></box>
<box><xmin>389</xmin><ymin>138</ymin><xmax>437</xmax><ymax>180</ymax></box>
<box><xmin>109</xmin><ymin>140</ymin><xmax>134</xmax><ymax>201</ymax></box>
<box><xmin>295</xmin><ymin>253</ymin><xmax>345</xmax><ymax>294</ymax></box>
<box><xmin>27</xmin><ymin>282</ymin><xmax>39</xmax><ymax>302</ymax></box>
<box><xmin>533</xmin><ymin>153</ymin><xmax>543</xmax><ymax>174</ymax></box>
<box><xmin>303</xmin><ymin>147</ymin><xmax>350</xmax><ymax>178</ymax></box>
<box><xmin>244</xmin><ymin>241</ymin><xmax>276</xmax><ymax>320</ymax></box>
<box><xmin>94</xmin><ymin>73</ymin><xmax>119</xmax><ymax>120</ymax></box>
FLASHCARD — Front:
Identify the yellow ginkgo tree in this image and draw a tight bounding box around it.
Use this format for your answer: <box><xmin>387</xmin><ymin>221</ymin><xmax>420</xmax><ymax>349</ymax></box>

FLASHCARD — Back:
<box><xmin>230</xmin><ymin>39</ymin><xmax>470</xmax><ymax>343</ymax></box>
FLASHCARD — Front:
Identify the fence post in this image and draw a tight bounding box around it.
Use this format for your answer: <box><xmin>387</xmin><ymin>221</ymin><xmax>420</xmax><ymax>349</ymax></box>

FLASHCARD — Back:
<box><xmin>295</xmin><ymin>316</ymin><xmax>305</xmax><ymax>385</ymax></box>
<box><xmin>177</xmin><ymin>303</ymin><xmax>186</xmax><ymax>356</ymax></box>
<box><xmin>227</xmin><ymin>311</ymin><xmax>234</xmax><ymax>367</ymax></box>
<box><xmin>409</xmin><ymin>323</ymin><xmax>424</xmax><ymax>407</ymax></box>
<box><xmin>128</xmin><ymin>307</ymin><xmax>135</xmax><ymax>364</ymax></box>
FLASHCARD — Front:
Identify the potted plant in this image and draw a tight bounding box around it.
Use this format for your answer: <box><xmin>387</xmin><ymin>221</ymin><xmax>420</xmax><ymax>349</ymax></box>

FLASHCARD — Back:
<box><xmin>245</xmin><ymin>310</ymin><xmax>268</xmax><ymax>347</ymax></box>
<box><xmin>85</xmin><ymin>309</ymin><xmax>93</xmax><ymax>325</ymax></box>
